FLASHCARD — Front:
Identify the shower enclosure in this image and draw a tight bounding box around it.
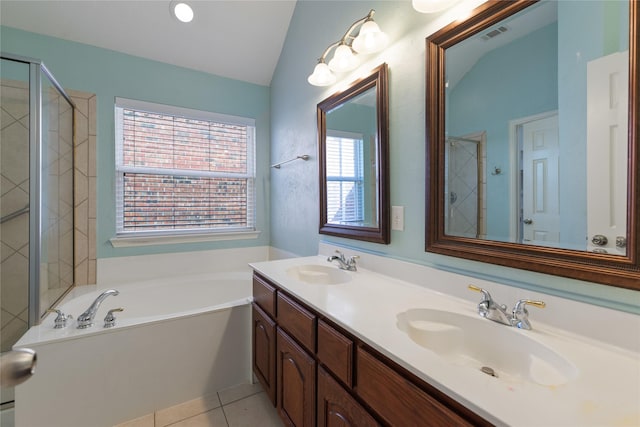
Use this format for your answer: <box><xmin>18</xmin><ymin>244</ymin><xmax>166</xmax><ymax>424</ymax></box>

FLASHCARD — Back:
<box><xmin>1</xmin><ymin>54</ymin><xmax>75</xmax><ymax>408</ymax></box>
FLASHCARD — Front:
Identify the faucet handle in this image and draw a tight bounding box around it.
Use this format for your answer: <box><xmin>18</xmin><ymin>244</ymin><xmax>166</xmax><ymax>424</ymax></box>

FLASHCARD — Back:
<box><xmin>468</xmin><ymin>284</ymin><xmax>493</xmax><ymax>302</ymax></box>
<box><xmin>104</xmin><ymin>308</ymin><xmax>124</xmax><ymax>328</ymax></box>
<box><xmin>513</xmin><ymin>299</ymin><xmax>546</xmax><ymax>313</ymax></box>
<box><xmin>512</xmin><ymin>299</ymin><xmax>545</xmax><ymax>330</ymax></box>
<box><xmin>45</xmin><ymin>309</ymin><xmax>73</xmax><ymax>329</ymax></box>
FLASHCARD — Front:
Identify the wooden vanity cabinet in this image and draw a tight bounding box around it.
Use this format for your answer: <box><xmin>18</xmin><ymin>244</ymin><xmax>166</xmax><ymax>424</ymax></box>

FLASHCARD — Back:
<box><xmin>277</xmin><ymin>328</ymin><xmax>316</xmax><ymax>427</ymax></box>
<box><xmin>252</xmin><ymin>304</ymin><xmax>276</xmax><ymax>405</ymax></box>
<box><xmin>251</xmin><ymin>273</ymin><xmax>490</xmax><ymax>427</ymax></box>
<box><xmin>317</xmin><ymin>366</ymin><xmax>379</xmax><ymax>427</ymax></box>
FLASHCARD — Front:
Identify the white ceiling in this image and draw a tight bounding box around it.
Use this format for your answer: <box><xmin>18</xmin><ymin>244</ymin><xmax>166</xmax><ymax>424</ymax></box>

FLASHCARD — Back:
<box><xmin>0</xmin><ymin>0</ymin><xmax>297</xmax><ymax>86</ymax></box>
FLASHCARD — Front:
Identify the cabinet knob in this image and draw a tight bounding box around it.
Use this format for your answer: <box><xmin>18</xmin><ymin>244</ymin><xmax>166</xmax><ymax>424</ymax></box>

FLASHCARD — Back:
<box><xmin>591</xmin><ymin>234</ymin><xmax>608</xmax><ymax>246</ymax></box>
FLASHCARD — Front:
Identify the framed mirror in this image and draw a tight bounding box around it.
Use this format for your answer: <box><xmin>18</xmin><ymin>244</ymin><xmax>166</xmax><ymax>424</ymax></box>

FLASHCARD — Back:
<box><xmin>318</xmin><ymin>63</ymin><xmax>389</xmax><ymax>244</ymax></box>
<box><xmin>426</xmin><ymin>1</ymin><xmax>639</xmax><ymax>289</ymax></box>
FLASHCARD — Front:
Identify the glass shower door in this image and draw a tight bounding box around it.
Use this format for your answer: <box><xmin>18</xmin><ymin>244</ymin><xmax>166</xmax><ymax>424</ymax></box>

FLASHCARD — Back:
<box><xmin>1</xmin><ymin>57</ymin><xmax>31</xmax><ymax>408</ymax></box>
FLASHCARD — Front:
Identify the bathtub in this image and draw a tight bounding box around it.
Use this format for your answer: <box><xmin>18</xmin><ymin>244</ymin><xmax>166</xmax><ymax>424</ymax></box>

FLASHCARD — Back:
<box><xmin>14</xmin><ymin>272</ymin><xmax>254</xmax><ymax>427</ymax></box>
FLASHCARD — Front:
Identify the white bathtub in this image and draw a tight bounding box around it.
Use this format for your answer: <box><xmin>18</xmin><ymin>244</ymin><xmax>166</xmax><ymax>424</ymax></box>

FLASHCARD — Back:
<box><xmin>14</xmin><ymin>272</ymin><xmax>254</xmax><ymax>427</ymax></box>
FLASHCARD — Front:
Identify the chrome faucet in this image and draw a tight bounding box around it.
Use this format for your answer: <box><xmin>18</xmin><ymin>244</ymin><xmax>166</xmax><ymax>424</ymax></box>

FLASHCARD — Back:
<box><xmin>327</xmin><ymin>250</ymin><xmax>359</xmax><ymax>271</ymax></box>
<box><xmin>468</xmin><ymin>285</ymin><xmax>545</xmax><ymax>330</ymax></box>
<box><xmin>77</xmin><ymin>289</ymin><xmax>119</xmax><ymax>329</ymax></box>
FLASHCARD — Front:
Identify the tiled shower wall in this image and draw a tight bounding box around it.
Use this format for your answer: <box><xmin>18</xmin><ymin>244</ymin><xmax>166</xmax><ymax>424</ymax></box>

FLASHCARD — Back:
<box><xmin>0</xmin><ymin>82</ymin><xmax>96</xmax><ymax>353</ymax></box>
<box><xmin>68</xmin><ymin>89</ymin><xmax>97</xmax><ymax>287</ymax></box>
<box><xmin>1</xmin><ymin>79</ymin><xmax>31</xmax><ymax>352</ymax></box>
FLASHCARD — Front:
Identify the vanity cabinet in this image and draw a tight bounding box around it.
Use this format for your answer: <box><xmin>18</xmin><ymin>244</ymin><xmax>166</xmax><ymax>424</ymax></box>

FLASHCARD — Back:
<box><xmin>252</xmin><ymin>276</ymin><xmax>277</xmax><ymax>405</ymax></box>
<box><xmin>251</xmin><ymin>272</ymin><xmax>491</xmax><ymax>427</ymax></box>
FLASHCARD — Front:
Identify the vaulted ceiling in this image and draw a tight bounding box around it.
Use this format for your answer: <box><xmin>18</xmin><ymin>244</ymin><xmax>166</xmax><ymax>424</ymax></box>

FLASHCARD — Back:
<box><xmin>0</xmin><ymin>1</ymin><xmax>297</xmax><ymax>86</ymax></box>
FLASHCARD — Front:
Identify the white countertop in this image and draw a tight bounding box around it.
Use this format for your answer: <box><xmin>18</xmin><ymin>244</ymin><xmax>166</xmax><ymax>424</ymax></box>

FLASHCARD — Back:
<box><xmin>250</xmin><ymin>255</ymin><xmax>640</xmax><ymax>427</ymax></box>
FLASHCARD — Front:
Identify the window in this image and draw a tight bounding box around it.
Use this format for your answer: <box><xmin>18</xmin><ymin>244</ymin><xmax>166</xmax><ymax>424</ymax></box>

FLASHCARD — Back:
<box><xmin>325</xmin><ymin>132</ymin><xmax>365</xmax><ymax>224</ymax></box>
<box><xmin>115</xmin><ymin>98</ymin><xmax>255</xmax><ymax>237</ymax></box>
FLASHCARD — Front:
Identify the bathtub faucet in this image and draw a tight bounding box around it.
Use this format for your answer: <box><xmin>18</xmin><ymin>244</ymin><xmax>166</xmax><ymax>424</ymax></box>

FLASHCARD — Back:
<box><xmin>77</xmin><ymin>289</ymin><xmax>119</xmax><ymax>329</ymax></box>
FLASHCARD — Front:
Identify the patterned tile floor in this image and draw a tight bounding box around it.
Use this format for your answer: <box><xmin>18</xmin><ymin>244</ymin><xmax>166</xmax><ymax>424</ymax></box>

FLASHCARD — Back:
<box><xmin>116</xmin><ymin>383</ymin><xmax>282</xmax><ymax>427</ymax></box>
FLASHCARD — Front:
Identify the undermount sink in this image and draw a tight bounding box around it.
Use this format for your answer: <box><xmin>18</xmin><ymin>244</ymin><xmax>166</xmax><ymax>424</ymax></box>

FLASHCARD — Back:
<box><xmin>396</xmin><ymin>309</ymin><xmax>578</xmax><ymax>387</ymax></box>
<box><xmin>286</xmin><ymin>265</ymin><xmax>351</xmax><ymax>285</ymax></box>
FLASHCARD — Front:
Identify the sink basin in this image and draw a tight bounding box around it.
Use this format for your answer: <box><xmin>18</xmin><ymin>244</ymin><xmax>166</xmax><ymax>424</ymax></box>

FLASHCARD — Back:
<box><xmin>397</xmin><ymin>309</ymin><xmax>578</xmax><ymax>386</ymax></box>
<box><xmin>286</xmin><ymin>265</ymin><xmax>351</xmax><ymax>285</ymax></box>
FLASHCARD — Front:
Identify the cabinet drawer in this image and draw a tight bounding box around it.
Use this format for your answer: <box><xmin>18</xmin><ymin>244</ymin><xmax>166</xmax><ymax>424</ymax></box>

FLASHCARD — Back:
<box><xmin>253</xmin><ymin>274</ymin><xmax>277</xmax><ymax>318</ymax></box>
<box><xmin>356</xmin><ymin>347</ymin><xmax>475</xmax><ymax>427</ymax></box>
<box><xmin>277</xmin><ymin>293</ymin><xmax>316</xmax><ymax>352</ymax></box>
<box><xmin>317</xmin><ymin>320</ymin><xmax>353</xmax><ymax>387</ymax></box>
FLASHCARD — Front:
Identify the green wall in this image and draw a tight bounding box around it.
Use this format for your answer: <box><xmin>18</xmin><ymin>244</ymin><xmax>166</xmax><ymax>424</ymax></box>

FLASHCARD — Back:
<box><xmin>269</xmin><ymin>0</ymin><xmax>639</xmax><ymax>313</ymax></box>
<box><xmin>1</xmin><ymin>26</ymin><xmax>271</xmax><ymax>258</ymax></box>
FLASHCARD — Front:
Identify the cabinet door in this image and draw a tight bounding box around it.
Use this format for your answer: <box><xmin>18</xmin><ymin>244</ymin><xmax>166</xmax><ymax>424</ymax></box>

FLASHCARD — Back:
<box><xmin>318</xmin><ymin>367</ymin><xmax>379</xmax><ymax>427</ymax></box>
<box><xmin>277</xmin><ymin>328</ymin><xmax>316</xmax><ymax>427</ymax></box>
<box><xmin>253</xmin><ymin>304</ymin><xmax>276</xmax><ymax>405</ymax></box>
<box><xmin>356</xmin><ymin>347</ymin><xmax>476</xmax><ymax>427</ymax></box>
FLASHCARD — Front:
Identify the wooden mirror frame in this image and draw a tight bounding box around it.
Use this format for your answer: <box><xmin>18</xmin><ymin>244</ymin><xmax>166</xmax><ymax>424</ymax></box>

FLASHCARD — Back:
<box><xmin>425</xmin><ymin>1</ymin><xmax>639</xmax><ymax>289</ymax></box>
<box><xmin>318</xmin><ymin>63</ymin><xmax>390</xmax><ymax>244</ymax></box>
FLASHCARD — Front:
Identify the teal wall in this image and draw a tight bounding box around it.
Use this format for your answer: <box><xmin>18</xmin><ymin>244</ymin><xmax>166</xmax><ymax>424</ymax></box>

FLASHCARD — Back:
<box><xmin>1</xmin><ymin>26</ymin><xmax>271</xmax><ymax>258</ymax></box>
<box><xmin>448</xmin><ymin>23</ymin><xmax>558</xmax><ymax>240</ymax></box>
<box><xmin>2</xmin><ymin>1</ymin><xmax>638</xmax><ymax>313</ymax></box>
<box><xmin>270</xmin><ymin>0</ymin><xmax>639</xmax><ymax>313</ymax></box>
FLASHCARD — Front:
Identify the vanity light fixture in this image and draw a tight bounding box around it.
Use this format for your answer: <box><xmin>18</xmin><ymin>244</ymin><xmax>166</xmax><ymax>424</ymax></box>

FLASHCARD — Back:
<box><xmin>308</xmin><ymin>9</ymin><xmax>388</xmax><ymax>87</ymax></box>
<box><xmin>171</xmin><ymin>1</ymin><xmax>194</xmax><ymax>23</ymax></box>
<box><xmin>412</xmin><ymin>0</ymin><xmax>460</xmax><ymax>13</ymax></box>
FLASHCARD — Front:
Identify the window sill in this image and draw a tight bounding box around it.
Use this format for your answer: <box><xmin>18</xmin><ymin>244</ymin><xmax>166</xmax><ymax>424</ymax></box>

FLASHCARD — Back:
<box><xmin>110</xmin><ymin>230</ymin><xmax>262</xmax><ymax>248</ymax></box>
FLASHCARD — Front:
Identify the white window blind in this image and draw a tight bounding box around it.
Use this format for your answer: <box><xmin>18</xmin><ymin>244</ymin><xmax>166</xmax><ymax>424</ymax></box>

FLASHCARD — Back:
<box><xmin>326</xmin><ymin>133</ymin><xmax>364</xmax><ymax>224</ymax></box>
<box><xmin>115</xmin><ymin>98</ymin><xmax>255</xmax><ymax>236</ymax></box>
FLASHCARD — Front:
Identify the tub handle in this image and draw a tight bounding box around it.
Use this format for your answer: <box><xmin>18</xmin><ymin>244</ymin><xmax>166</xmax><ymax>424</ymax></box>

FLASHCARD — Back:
<box><xmin>45</xmin><ymin>309</ymin><xmax>73</xmax><ymax>329</ymax></box>
<box><xmin>104</xmin><ymin>308</ymin><xmax>124</xmax><ymax>328</ymax></box>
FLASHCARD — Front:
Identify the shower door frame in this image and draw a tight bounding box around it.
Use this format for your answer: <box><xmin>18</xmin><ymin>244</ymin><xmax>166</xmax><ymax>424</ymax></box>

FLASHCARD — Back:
<box><xmin>1</xmin><ymin>53</ymin><xmax>76</xmax><ymax>327</ymax></box>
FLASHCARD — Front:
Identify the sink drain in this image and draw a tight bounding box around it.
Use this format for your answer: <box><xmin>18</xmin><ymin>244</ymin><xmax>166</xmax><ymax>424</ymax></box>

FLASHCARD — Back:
<box><xmin>480</xmin><ymin>366</ymin><xmax>497</xmax><ymax>378</ymax></box>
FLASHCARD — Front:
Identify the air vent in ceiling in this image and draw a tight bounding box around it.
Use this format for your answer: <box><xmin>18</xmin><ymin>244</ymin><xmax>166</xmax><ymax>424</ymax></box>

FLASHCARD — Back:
<box><xmin>481</xmin><ymin>26</ymin><xmax>509</xmax><ymax>41</ymax></box>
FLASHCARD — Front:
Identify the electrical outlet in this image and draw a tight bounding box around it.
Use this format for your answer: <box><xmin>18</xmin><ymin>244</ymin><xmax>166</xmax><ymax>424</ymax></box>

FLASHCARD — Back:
<box><xmin>391</xmin><ymin>206</ymin><xmax>404</xmax><ymax>231</ymax></box>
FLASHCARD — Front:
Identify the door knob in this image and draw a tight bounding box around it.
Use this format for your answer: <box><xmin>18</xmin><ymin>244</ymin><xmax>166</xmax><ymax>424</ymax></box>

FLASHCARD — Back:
<box><xmin>523</xmin><ymin>218</ymin><xmax>533</xmax><ymax>225</ymax></box>
<box><xmin>591</xmin><ymin>234</ymin><xmax>608</xmax><ymax>246</ymax></box>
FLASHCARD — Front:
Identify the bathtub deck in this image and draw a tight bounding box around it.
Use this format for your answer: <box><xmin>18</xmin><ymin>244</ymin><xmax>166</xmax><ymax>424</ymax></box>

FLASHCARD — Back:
<box><xmin>115</xmin><ymin>383</ymin><xmax>282</xmax><ymax>427</ymax></box>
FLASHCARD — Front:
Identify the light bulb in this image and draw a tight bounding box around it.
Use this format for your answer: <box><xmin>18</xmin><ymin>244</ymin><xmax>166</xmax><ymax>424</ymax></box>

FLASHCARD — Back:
<box><xmin>308</xmin><ymin>62</ymin><xmax>336</xmax><ymax>86</ymax></box>
<box><xmin>173</xmin><ymin>2</ymin><xmax>194</xmax><ymax>23</ymax></box>
<box><xmin>328</xmin><ymin>45</ymin><xmax>359</xmax><ymax>72</ymax></box>
<box><xmin>352</xmin><ymin>20</ymin><xmax>388</xmax><ymax>54</ymax></box>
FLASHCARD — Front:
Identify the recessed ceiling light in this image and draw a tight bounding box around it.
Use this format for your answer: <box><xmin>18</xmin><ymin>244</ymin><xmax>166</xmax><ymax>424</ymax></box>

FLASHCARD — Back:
<box><xmin>172</xmin><ymin>1</ymin><xmax>194</xmax><ymax>23</ymax></box>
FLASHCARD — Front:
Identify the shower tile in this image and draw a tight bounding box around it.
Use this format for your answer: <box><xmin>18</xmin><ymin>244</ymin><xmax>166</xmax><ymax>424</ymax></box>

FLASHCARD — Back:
<box><xmin>73</xmin><ymin>97</ymin><xmax>89</xmax><ymax>119</ymax></box>
<box><xmin>1</xmin><ymin>308</ymin><xmax>16</xmax><ymax>329</ymax></box>
<box><xmin>74</xmin><ymin>170</ymin><xmax>88</xmax><ymax>208</ymax></box>
<box><xmin>0</xmin><ymin>252</ymin><xmax>28</xmax><ymax>315</ymax></box>
<box><xmin>0</xmin><ymin>123</ymin><xmax>29</xmax><ymax>186</ymax></box>
<box><xmin>74</xmin><ymin>109</ymin><xmax>88</xmax><ymax>145</ymax></box>
<box><xmin>75</xmin><ymin>259</ymin><xmax>88</xmax><ymax>286</ymax></box>
<box><xmin>170</xmin><ymin>408</ymin><xmax>227</xmax><ymax>427</ymax></box>
<box><xmin>88</xmin><ymin>176</ymin><xmax>97</xmax><ymax>217</ymax></box>
<box><xmin>155</xmin><ymin>392</ymin><xmax>221</xmax><ymax>427</ymax></box>
<box><xmin>1</xmin><ymin>212</ymin><xmax>29</xmax><ymax>251</ymax></box>
<box><xmin>88</xmin><ymin>260</ymin><xmax>96</xmax><ymax>284</ymax></box>
<box><xmin>1</xmin><ymin>186</ymin><xmax>28</xmax><ymax>217</ymax></box>
<box><xmin>75</xmin><ymin>140</ymin><xmax>88</xmax><ymax>176</ymax></box>
<box><xmin>74</xmin><ymin>230</ymin><xmax>88</xmax><ymax>266</ymax></box>
<box><xmin>1</xmin><ymin>107</ymin><xmax>15</xmax><ymax>131</ymax></box>
<box><xmin>0</xmin><ymin>316</ymin><xmax>28</xmax><ymax>352</ymax></box>
<box><xmin>0</xmin><ymin>85</ymin><xmax>29</xmax><ymax>119</ymax></box>
<box><xmin>223</xmin><ymin>392</ymin><xmax>281</xmax><ymax>427</ymax></box>
<box><xmin>89</xmin><ymin>96</ymin><xmax>97</xmax><ymax>136</ymax></box>
<box><xmin>218</xmin><ymin>382</ymin><xmax>263</xmax><ymax>405</ymax></box>
<box><xmin>1</xmin><ymin>242</ymin><xmax>14</xmax><ymax>263</ymax></box>
<box><xmin>75</xmin><ymin>199</ymin><xmax>88</xmax><ymax>235</ymax></box>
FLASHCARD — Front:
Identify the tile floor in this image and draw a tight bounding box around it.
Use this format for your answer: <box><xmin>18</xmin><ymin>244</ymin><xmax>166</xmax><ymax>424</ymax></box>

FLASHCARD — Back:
<box><xmin>115</xmin><ymin>383</ymin><xmax>282</xmax><ymax>427</ymax></box>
